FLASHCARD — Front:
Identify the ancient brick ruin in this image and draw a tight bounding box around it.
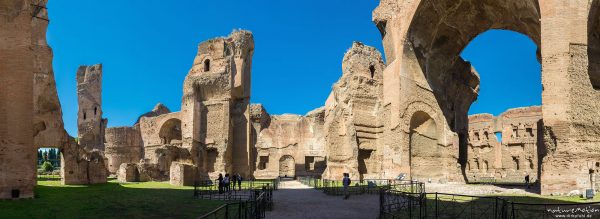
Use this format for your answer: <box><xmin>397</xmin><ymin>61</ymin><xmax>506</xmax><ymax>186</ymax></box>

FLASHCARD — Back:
<box><xmin>466</xmin><ymin>107</ymin><xmax>543</xmax><ymax>183</ymax></box>
<box><xmin>2</xmin><ymin>0</ymin><xmax>600</xmax><ymax>199</ymax></box>
<box><xmin>0</xmin><ymin>0</ymin><xmax>107</xmax><ymax>199</ymax></box>
<box><xmin>77</xmin><ymin>64</ymin><xmax>107</xmax><ymax>151</ymax></box>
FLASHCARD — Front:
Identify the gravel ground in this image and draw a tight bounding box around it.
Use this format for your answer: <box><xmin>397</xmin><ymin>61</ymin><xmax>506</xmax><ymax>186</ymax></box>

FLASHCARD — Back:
<box><xmin>425</xmin><ymin>182</ymin><xmax>537</xmax><ymax>196</ymax></box>
<box><xmin>266</xmin><ymin>180</ymin><xmax>380</xmax><ymax>219</ymax></box>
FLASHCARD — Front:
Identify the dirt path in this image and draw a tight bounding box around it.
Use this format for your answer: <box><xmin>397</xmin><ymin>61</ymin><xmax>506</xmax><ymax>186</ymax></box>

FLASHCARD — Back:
<box><xmin>266</xmin><ymin>180</ymin><xmax>379</xmax><ymax>219</ymax></box>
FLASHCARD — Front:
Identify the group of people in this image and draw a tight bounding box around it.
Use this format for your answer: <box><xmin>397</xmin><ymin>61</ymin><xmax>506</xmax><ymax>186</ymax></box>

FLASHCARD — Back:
<box><xmin>217</xmin><ymin>173</ymin><xmax>243</xmax><ymax>193</ymax></box>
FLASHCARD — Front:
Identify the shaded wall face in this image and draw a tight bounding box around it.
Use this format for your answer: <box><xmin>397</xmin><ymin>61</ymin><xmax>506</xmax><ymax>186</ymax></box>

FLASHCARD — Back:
<box><xmin>0</xmin><ymin>0</ymin><xmax>36</xmax><ymax>199</ymax></box>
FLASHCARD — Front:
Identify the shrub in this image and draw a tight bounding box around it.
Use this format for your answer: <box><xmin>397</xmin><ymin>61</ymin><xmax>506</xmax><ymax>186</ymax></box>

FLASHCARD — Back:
<box><xmin>42</xmin><ymin>161</ymin><xmax>54</xmax><ymax>173</ymax></box>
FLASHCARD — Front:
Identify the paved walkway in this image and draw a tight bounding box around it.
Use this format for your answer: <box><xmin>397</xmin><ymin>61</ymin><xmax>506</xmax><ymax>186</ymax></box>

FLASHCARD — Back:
<box><xmin>266</xmin><ymin>180</ymin><xmax>379</xmax><ymax>219</ymax></box>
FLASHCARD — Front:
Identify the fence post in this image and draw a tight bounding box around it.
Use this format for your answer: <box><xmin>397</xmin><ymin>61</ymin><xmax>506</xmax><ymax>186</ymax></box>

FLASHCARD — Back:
<box><xmin>435</xmin><ymin>192</ymin><xmax>438</xmax><ymax>218</ymax></box>
<box><xmin>495</xmin><ymin>197</ymin><xmax>499</xmax><ymax>219</ymax></box>
<box><xmin>193</xmin><ymin>181</ymin><xmax>198</xmax><ymax>197</ymax></box>
<box><xmin>379</xmin><ymin>188</ymin><xmax>384</xmax><ymax>218</ymax></box>
<box><xmin>511</xmin><ymin>202</ymin><xmax>515</xmax><ymax>219</ymax></box>
<box><xmin>225</xmin><ymin>204</ymin><xmax>229</xmax><ymax>219</ymax></box>
<box><xmin>408</xmin><ymin>192</ymin><xmax>412</xmax><ymax>218</ymax></box>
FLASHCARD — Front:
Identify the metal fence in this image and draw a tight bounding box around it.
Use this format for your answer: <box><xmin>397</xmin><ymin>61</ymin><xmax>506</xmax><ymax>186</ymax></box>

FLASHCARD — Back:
<box><xmin>198</xmin><ymin>189</ymin><xmax>270</xmax><ymax>219</ymax></box>
<box><xmin>194</xmin><ymin>179</ymin><xmax>276</xmax><ymax>201</ymax></box>
<box><xmin>195</xmin><ymin>180</ymin><xmax>274</xmax><ymax>219</ymax></box>
<box><xmin>297</xmin><ymin>176</ymin><xmax>410</xmax><ymax>196</ymax></box>
<box><xmin>380</xmin><ymin>183</ymin><xmax>600</xmax><ymax>219</ymax></box>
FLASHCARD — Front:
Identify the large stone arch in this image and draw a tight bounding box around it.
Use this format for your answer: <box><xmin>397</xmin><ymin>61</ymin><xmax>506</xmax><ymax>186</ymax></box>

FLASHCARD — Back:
<box><xmin>374</xmin><ymin>0</ymin><xmax>599</xmax><ymax>194</ymax></box>
<box><xmin>158</xmin><ymin>118</ymin><xmax>182</xmax><ymax>145</ymax></box>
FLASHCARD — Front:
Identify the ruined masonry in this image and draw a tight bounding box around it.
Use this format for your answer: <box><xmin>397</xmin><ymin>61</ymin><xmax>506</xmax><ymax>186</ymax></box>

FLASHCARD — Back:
<box><xmin>77</xmin><ymin>64</ymin><xmax>107</xmax><ymax>151</ymax></box>
<box><xmin>0</xmin><ymin>0</ymin><xmax>107</xmax><ymax>199</ymax></box>
<box><xmin>1</xmin><ymin>0</ymin><xmax>600</xmax><ymax>199</ymax></box>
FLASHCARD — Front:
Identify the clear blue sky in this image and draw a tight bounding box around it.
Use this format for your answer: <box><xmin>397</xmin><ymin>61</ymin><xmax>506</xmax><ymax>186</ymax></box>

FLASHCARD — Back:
<box><xmin>46</xmin><ymin>1</ymin><xmax>541</xmax><ymax>137</ymax></box>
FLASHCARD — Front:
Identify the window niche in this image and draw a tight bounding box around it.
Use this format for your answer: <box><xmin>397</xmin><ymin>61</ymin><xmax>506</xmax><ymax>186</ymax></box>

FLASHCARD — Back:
<box><xmin>204</xmin><ymin>59</ymin><xmax>210</xmax><ymax>72</ymax></box>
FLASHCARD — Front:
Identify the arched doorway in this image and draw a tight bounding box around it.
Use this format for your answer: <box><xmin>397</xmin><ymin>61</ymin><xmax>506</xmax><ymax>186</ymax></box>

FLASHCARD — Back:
<box><xmin>279</xmin><ymin>155</ymin><xmax>295</xmax><ymax>178</ymax></box>
<box><xmin>409</xmin><ymin>111</ymin><xmax>439</xmax><ymax>181</ymax></box>
<box><xmin>158</xmin><ymin>118</ymin><xmax>182</xmax><ymax>145</ymax></box>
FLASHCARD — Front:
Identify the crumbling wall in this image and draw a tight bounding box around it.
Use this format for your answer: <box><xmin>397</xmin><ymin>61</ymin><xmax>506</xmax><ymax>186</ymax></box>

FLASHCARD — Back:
<box><xmin>117</xmin><ymin>146</ymin><xmax>192</xmax><ymax>183</ymax></box>
<box><xmin>105</xmin><ymin>126</ymin><xmax>142</xmax><ymax>174</ymax></box>
<box><xmin>1</xmin><ymin>0</ymin><xmax>107</xmax><ymax>199</ymax></box>
<box><xmin>77</xmin><ymin>64</ymin><xmax>107</xmax><ymax>151</ymax></box>
<box><xmin>181</xmin><ymin>30</ymin><xmax>254</xmax><ymax>180</ymax></box>
<box><xmin>467</xmin><ymin>107</ymin><xmax>542</xmax><ymax>183</ymax></box>
<box><xmin>322</xmin><ymin>42</ymin><xmax>385</xmax><ymax>180</ymax></box>
<box><xmin>372</xmin><ymin>0</ymin><xmax>599</xmax><ymax>193</ymax></box>
<box><xmin>0</xmin><ymin>0</ymin><xmax>38</xmax><ymax>199</ymax></box>
<box><xmin>253</xmin><ymin>108</ymin><xmax>326</xmax><ymax>179</ymax></box>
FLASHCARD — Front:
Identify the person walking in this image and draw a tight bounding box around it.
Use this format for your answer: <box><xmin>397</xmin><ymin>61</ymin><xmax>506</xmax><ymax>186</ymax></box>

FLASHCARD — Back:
<box><xmin>224</xmin><ymin>174</ymin><xmax>231</xmax><ymax>193</ymax></box>
<box><xmin>217</xmin><ymin>173</ymin><xmax>224</xmax><ymax>194</ymax></box>
<box><xmin>343</xmin><ymin>173</ymin><xmax>351</xmax><ymax>200</ymax></box>
<box><xmin>237</xmin><ymin>174</ymin><xmax>243</xmax><ymax>191</ymax></box>
<box><xmin>232</xmin><ymin>173</ymin><xmax>238</xmax><ymax>191</ymax></box>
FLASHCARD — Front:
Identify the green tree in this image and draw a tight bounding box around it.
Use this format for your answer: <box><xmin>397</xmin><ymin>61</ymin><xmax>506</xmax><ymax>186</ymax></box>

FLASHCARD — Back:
<box><xmin>56</xmin><ymin>149</ymin><xmax>61</xmax><ymax>167</ymax></box>
<box><xmin>49</xmin><ymin>148</ymin><xmax>56</xmax><ymax>160</ymax></box>
<box><xmin>41</xmin><ymin>161</ymin><xmax>54</xmax><ymax>173</ymax></box>
<box><xmin>37</xmin><ymin>150</ymin><xmax>43</xmax><ymax>163</ymax></box>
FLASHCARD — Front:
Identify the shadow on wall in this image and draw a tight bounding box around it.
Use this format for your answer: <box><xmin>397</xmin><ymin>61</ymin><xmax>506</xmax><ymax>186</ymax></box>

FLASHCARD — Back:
<box><xmin>589</xmin><ymin>0</ymin><xmax>600</xmax><ymax>90</ymax></box>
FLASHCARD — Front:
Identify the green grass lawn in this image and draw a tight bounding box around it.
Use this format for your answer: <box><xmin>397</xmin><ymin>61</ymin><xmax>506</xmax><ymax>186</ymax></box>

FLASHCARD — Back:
<box><xmin>0</xmin><ymin>180</ymin><xmax>225</xmax><ymax>219</ymax></box>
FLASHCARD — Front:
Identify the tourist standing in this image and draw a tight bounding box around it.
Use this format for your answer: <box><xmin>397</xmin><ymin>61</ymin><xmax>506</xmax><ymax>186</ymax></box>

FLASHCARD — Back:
<box><xmin>237</xmin><ymin>174</ymin><xmax>243</xmax><ymax>191</ymax></box>
<box><xmin>343</xmin><ymin>173</ymin><xmax>351</xmax><ymax>200</ymax></box>
<box><xmin>224</xmin><ymin>174</ymin><xmax>231</xmax><ymax>193</ymax></box>
<box><xmin>525</xmin><ymin>174</ymin><xmax>530</xmax><ymax>189</ymax></box>
<box><xmin>218</xmin><ymin>173</ymin><xmax>224</xmax><ymax>194</ymax></box>
<box><xmin>232</xmin><ymin>173</ymin><xmax>238</xmax><ymax>191</ymax></box>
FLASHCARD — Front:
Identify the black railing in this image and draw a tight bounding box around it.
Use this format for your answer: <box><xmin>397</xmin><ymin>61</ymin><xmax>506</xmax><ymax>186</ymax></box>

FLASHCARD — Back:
<box><xmin>198</xmin><ymin>187</ymin><xmax>271</xmax><ymax>219</ymax></box>
<box><xmin>380</xmin><ymin>183</ymin><xmax>600</xmax><ymax>219</ymax></box>
<box><xmin>321</xmin><ymin>179</ymin><xmax>396</xmax><ymax>196</ymax></box>
<box><xmin>193</xmin><ymin>179</ymin><xmax>277</xmax><ymax>201</ymax></box>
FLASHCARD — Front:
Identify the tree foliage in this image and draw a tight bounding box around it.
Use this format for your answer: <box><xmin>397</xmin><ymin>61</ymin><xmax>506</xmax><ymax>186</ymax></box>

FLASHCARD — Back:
<box><xmin>41</xmin><ymin>161</ymin><xmax>54</xmax><ymax>173</ymax></box>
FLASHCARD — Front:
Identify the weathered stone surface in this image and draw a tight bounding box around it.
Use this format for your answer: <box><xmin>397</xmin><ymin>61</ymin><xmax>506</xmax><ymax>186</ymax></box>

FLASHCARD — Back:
<box><xmin>466</xmin><ymin>107</ymin><xmax>542</xmax><ymax>183</ymax></box>
<box><xmin>169</xmin><ymin>162</ymin><xmax>197</xmax><ymax>186</ymax></box>
<box><xmin>373</xmin><ymin>0</ymin><xmax>600</xmax><ymax>194</ymax></box>
<box><xmin>117</xmin><ymin>163</ymin><xmax>138</xmax><ymax>183</ymax></box>
<box><xmin>0</xmin><ymin>0</ymin><xmax>38</xmax><ymax>198</ymax></box>
<box><xmin>134</xmin><ymin>103</ymin><xmax>171</xmax><ymax>125</ymax></box>
<box><xmin>1</xmin><ymin>0</ymin><xmax>108</xmax><ymax>199</ymax></box>
<box><xmin>181</xmin><ymin>30</ymin><xmax>254</xmax><ymax>179</ymax></box>
<box><xmin>77</xmin><ymin>64</ymin><xmax>107</xmax><ymax>151</ymax></box>
<box><xmin>253</xmin><ymin>108</ymin><xmax>326</xmax><ymax>179</ymax></box>
<box><xmin>322</xmin><ymin>42</ymin><xmax>386</xmax><ymax>181</ymax></box>
<box><xmin>105</xmin><ymin>126</ymin><xmax>142</xmax><ymax>174</ymax></box>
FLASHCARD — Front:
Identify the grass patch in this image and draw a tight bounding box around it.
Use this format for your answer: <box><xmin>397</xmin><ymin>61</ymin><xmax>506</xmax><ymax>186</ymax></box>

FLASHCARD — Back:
<box><xmin>0</xmin><ymin>180</ymin><xmax>225</xmax><ymax>219</ymax></box>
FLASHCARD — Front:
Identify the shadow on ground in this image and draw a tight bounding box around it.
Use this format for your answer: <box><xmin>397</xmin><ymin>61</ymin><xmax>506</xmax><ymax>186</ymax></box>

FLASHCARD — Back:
<box><xmin>0</xmin><ymin>180</ymin><xmax>224</xmax><ymax>219</ymax></box>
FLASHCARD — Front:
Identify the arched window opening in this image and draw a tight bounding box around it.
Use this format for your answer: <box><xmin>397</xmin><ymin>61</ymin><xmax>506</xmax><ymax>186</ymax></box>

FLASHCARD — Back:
<box><xmin>204</xmin><ymin>59</ymin><xmax>210</xmax><ymax>72</ymax></box>
<box><xmin>158</xmin><ymin>118</ymin><xmax>182</xmax><ymax>145</ymax></box>
<box><xmin>94</xmin><ymin>107</ymin><xmax>97</xmax><ymax>115</ymax></box>
<box><xmin>83</xmin><ymin>112</ymin><xmax>86</xmax><ymax>120</ymax></box>
<box><xmin>369</xmin><ymin>65</ymin><xmax>375</xmax><ymax>79</ymax></box>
